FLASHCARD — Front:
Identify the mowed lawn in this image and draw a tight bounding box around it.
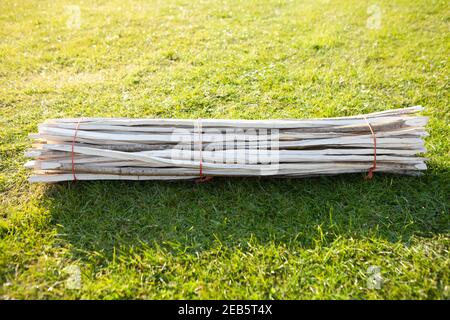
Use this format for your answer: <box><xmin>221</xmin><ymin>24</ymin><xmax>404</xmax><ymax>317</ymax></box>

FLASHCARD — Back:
<box><xmin>0</xmin><ymin>0</ymin><xmax>449</xmax><ymax>299</ymax></box>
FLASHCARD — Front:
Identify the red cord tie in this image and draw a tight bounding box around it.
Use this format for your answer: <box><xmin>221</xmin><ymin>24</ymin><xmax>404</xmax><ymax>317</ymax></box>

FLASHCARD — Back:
<box><xmin>362</xmin><ymin>115</ymin><xmax>377</xmax><ymax>179</ymax></box>
<box><xmin>71</xmin><ymin>119</ymin><xmax>82</xmax><ymax>182</ymax></box>
<box><xmin>195</xmin><ymin>119</ymin><xmax>213</xmax><ymax>183</ymax></box>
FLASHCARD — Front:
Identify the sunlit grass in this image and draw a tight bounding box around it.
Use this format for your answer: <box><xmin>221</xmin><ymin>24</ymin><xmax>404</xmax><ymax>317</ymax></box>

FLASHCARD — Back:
<box><xmin>0</xmin><ymin>0</ymin><xmax>448</xmax><ymax>299</ymax></box>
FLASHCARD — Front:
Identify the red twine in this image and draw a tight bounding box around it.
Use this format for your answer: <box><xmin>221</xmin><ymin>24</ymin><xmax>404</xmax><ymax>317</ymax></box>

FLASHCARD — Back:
<box><xmin>71</xmin><ymin>119</ymin><xmax>82</xmax><ymax>182</ymax></box>
<box><xmin>362</xmin><ymin>115</ymin><xmax>377</xmax><ymax>179</ymax></box>
<box><xmin>195</xmin><ymin>119</ymin><xmax>213</xmax><ymax>183</ymax></box>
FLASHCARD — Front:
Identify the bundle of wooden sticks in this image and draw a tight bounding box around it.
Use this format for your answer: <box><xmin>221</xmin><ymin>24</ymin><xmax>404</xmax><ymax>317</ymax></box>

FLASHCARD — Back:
<box><xmin>25</xmin><ymin>106</ymin><xmax>428</xmax><ymax>183</ymax></box>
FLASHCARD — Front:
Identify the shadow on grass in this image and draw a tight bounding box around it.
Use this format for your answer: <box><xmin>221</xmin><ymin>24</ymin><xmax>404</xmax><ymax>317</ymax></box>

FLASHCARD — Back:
<box><xmin>42</xmin><ymin>172</ymin><xmax>449</xmax><ymax>259</ymax></box>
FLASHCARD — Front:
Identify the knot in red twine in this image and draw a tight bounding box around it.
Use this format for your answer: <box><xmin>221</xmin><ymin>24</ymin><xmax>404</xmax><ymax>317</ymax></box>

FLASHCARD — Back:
<box><xmin>71</xmin><ymin>119</ymin><xmax>82</xmax><ymax>182</ymax></box>
<box><xmin>362</xmin><ymin>115</ymin><xmax>377</xmax><ymax>180</ymax></box>
<box><xmin>195</xmin><ymin>118</ymin><xmax>213</xmax><ymax>183</ymax></box>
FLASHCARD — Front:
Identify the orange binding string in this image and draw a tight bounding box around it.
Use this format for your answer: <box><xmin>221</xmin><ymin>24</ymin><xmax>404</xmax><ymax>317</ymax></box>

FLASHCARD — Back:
<box><xmin>195</xmin><ymin>119</ymin><xmax>213</xmax><ymax>183</ymax></box>
<box><xmin>362</xmin><ymin>115</ymin><xmax>377</xmax><ymax>179</ymax></box>
<box><xmin>71</xmin><ymin>119</ymin><xmax>82</xmax><ymax>182</ymax></box>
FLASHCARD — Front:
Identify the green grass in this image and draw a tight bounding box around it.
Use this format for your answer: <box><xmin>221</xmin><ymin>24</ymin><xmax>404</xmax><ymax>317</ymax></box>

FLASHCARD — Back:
<box><xmin>0</xmin><ymin>0</ymin><xmax>449</xmax><ymax>299</ymax></box>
